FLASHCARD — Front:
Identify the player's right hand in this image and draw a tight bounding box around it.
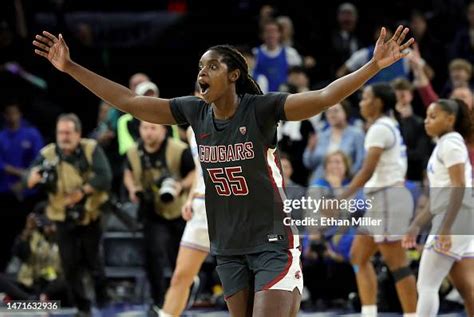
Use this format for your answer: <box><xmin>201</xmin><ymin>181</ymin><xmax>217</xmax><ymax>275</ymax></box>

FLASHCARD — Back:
<box><xmin>33</xmin><ymin>31</ymin><xmax>71</xmax><ymax>72</ymax></box>
<box><xmin>181</xmin><ymin>200</ymin><xmax>193</xmax><ymax>221</ymax></box>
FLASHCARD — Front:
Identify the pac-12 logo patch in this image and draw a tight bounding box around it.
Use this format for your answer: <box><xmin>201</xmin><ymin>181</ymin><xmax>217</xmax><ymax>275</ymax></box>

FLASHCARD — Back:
<box><xmin>239</xmin><ymin>126</ymin><xmax>247</xmax><ymax>135</ymax></box>
<box><xmin>295</xmin><ymin>270</ymin><xmax>301</xmax><ymax>279</ymax></box>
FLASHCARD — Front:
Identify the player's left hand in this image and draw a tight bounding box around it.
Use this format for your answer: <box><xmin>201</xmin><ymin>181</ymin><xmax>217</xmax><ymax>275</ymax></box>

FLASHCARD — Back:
<box><xmin>372</xmin><ymin>25</ymin><xmax>415</xmax><ymax>70</ymax></box>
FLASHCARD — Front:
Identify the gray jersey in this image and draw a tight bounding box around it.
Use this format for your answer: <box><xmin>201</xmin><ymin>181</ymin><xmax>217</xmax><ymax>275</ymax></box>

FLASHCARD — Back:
<box><xmin>170</xmin><ymin>93</ymin><xmax>297</xmax><ymax>255</ymax></box>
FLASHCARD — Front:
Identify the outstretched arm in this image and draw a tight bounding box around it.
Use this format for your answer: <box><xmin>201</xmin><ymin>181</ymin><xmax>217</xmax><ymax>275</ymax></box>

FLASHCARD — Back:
<box><xmin>33</xmin><ymin>31</ymin><xmax>176</xmax><ymax>125</ymax></box>
<box><xmin>284</xmin><ymin>26</ymin><xmax>414</xmax><ymax>121</ymax></box>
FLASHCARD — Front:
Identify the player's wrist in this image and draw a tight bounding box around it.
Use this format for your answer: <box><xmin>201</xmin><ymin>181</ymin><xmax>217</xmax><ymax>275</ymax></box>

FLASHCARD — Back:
<box><xmin>368</xmin><ymin>58</ymin><xmax>382</xmax><ymax>72</ymax></box>
<box><xmin>63</xmin><ymin>60</ymin><xmax>77</xmax><ymax>74</ymax></box>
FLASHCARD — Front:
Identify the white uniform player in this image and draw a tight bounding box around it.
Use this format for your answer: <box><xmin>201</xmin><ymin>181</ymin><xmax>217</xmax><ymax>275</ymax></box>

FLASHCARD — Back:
<box><xmin>363</xmin><ymin>116</ymin><xmax>414</xmax><ymax>242</ymax></box>
<box><xmin>415</xmin><ymin>131</ymin><xmax>474</xmax><ymax>317</ymax></box>
<box><xmin>425</xmin><ymin>131</ymin><xmax>474</xmax><ymax>258</ymax></box>
<box><xmin>180</xmin><ymin>128</ymin><xmax>210</xmax><ymax>251</ymax></box>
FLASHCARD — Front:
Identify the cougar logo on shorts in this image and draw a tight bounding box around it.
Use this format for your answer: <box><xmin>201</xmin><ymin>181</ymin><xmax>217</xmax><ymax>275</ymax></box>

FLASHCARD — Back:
<box><xmin>295</xmin><ymin>270</ymin><xmax>301</xmax><ymax>280</ymax></box>
<box><xmin>239</xmin><ymin>126</ymin><xmax>247</xmax><ymax>135</ymax></box>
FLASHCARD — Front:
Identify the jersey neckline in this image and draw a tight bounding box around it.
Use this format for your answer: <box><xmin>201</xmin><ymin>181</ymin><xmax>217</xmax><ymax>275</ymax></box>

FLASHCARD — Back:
<box><xmin>209</xmin><ymin>94</ymin><xmax>247</xmax><ymax>133</ymax></box>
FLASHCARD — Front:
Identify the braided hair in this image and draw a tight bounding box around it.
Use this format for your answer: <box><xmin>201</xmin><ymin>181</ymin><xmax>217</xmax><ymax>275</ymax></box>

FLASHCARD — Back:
<box><xmin>208</xmin><ymin>45</ymin><xmax>263</xmax><ymax>96</ymax></box>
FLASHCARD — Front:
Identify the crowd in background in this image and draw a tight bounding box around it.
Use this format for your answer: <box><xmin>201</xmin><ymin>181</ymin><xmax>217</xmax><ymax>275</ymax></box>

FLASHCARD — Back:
<box><xmin>1</xmin><ymin>0</ymin><xmax>474</xmax><ymax>314</ymax></box>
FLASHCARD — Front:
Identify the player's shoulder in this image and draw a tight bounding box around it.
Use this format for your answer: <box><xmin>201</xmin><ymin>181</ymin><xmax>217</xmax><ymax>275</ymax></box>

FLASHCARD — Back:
<box><xmin>440</xmin><ymin>132</ymin><xmax>465</xmax><ymax>148</ymax></box>
<box><xmin>170</xmin><ymin>96</ymin><xmax>209</xmax><ymax>122</ymax></box>
<box><xmin>370</xmin><ymin>117</ymin><xmax>397</xmax><ymax>131</ymax></box>
<box><xmin>171</xmin><ymin>95</ymin><xmax>207</xmax><ymax>106</ymax></box>
<box><xmin>244</xmin><ymin>92</ymin><xmax>289</xmax><ymax>105</ymax></box>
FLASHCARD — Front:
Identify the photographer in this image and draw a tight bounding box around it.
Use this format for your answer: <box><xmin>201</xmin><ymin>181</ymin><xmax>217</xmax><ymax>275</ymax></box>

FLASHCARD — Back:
<box><xmin>0</xmin><ymin>209</ymin><xmax>67</xmax><ymax>303</ymax></box>
<box><xmin>123</xmin><ymin>120</ymin><xmax>195</xmax><ymax>308</ymax></box>
<box><xmin>25</xmin><ymin>114</ymin><xmax>112</xmax><ymax>317</ymax></box>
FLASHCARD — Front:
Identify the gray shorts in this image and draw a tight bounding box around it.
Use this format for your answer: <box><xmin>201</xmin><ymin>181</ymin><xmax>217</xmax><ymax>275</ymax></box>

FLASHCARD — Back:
<box><xmin>215</xmin><ymin>247</ymin><xmax>303</xmax><ymax>299</ymax></box>
<box><xmin>362</xmin><ymin>186</ymin><xmax>414</xmax><ymax>243</ymax></box>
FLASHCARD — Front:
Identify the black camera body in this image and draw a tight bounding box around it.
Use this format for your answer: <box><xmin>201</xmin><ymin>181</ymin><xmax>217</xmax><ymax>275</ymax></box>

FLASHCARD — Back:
<box><xmin>37</xmin><ymin>160</ymin><xmax>58</xmax><ymax>192</ymax></box>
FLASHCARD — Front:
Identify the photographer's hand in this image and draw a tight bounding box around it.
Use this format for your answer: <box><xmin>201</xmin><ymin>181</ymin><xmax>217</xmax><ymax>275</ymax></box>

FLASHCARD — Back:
<box><xmin>27</xmin><ymin>167</ymin><xmax>43</xmax><ymax>189</ymax></box>
<box><xmin>65</xmin><ymin>189</ymin><xmax>85</xmax><ymax>207</ymax></box>
<box><xmin>129</xmin><ymin>189</ymin><xmax>139</xmax><ymax>204</ymax></box>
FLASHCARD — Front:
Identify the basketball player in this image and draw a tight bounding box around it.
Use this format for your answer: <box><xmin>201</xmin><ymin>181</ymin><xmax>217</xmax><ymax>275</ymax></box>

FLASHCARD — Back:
<box><xmin>337</xmin><ymin>83</ymin><xmax>417</xmax><ymax>317</ymax></box>
<box><xmin>33</xmin><ymin>26</ymin><xmax>413</xmax><ymax>316</ymax></box>
<box><xmin>403</xmin><ymin>99</ymin><xmax>474</xmax><ymax>317</ymax></box>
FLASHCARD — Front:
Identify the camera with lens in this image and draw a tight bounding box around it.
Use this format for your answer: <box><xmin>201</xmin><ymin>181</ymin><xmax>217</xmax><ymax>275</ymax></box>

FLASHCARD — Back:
<box><xmin>37</xmin><ymin>160</ymin><xmax>58</xmax><ymax>192</ymax></box>
<box><xmin>156</xmin><ymin>176</ymin><xmax>179</xmax><ymax>203</ymax></box>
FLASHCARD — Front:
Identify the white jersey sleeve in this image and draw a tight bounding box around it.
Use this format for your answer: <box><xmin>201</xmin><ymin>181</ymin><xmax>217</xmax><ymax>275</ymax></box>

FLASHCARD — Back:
<box><xmin>440</xmin><ymin>136</ymin><xmax>468</xmax><ymax>168</ymax></box>
<box><xmin>364</xmin><ymin>117</ymin><xmax>407</xmax><ymax>189</ymax></box>
<box><xmin>365</xmin><ymin>123</ymin><xmax>395</xmax><ymax>150</ymax></box>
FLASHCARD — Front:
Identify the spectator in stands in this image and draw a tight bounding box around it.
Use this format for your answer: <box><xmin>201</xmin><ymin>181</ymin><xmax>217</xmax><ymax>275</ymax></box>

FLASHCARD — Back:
<box><xmin>0</xmin><ymin>209</ymin><xmax>68</xmax><ymax>304</ymax></box>
<box><xmin>391</xmin><ymin>78</ymin><xmax>433</xmax><ymax>181</ymax></box>
<box><xmin>129</xmin><ymin>72</ymin><xmax>150</xmax><ymax>92</ymax></box>
<box><xmin>118</xmin><ymin>81</ymin><xmax>159</xmax><ymax>155</ymax></box>
<box><xmin>303</xmin><ymin>151</ymin><xmax>358</xmax><ymax>308</ymax></box>
<box><xmin>277</xmin><ymin>16</ymin><xmax>316</xmax><ymax>69</ymax></box>
<box><xmin>253</xmin><ymin>19</ymin><xmax>302</xmax><ymax>92</ymax></box>
<box><xmin>303</xmin><ymin>101</ymin><xmax>365</xmax><ymax>182</ymax></box>
<box><xmin>257</xmin><ymin>4</ymin><xmax>276</xmax><ymax>30</ymax></box>
<box><xmin>26</xmin><ymin>114</ymin><xmax>111</xmax><ymax>317</ymax></box>
<box><xmin>0</xmin><ymin>103</ymin><xmax>43</xmax><ymax>199</ymax></box>
<box><xmin>311</xmin><ymin>150</ymin><xmax>352</xmax><ymax>189</ymax></box>
<box><xmin>277</xmin><ymin>16</ymin><xmax>295</xmax><ymax>48</ymax></box>
<box><xmin>409</xmin><ymin>11</ymin><xmax>443</xmax><ymax>88</ymax></box>
<box><xmin>89</xmin><ymin>101</ymin><xmax>122</xmax><ymax>192</ymax></box>
<box><xmin>440</xmin><ymin>58</ymin><xmax>473</xmax><ymax>97</ymax></box>
<box><xmin>278</xmin><ymin>68</ymin><xmax>317</xmax><ymax>186</ymax></box>
<box><xmin>410</xmin><ymin>43</ymin><xmax>474</xmax><ymax>110</ymax></box>
<box><xmin>0</xmin><ymin>102</ymin><xmax>43</xmax><ymax>271</ymax></box>
<box><xmin>117</xmin><ymin>73</ymin><xmax>151</xmax><ymax>155</ymax></box>
<box><xmin>240</xmin><ymin>46</ymin><xmax>269</xmax><ymax>93</ymax></box>
<box><xmin>280</xmin><ymin>66</ymin><xmax>310</xmax><ymax>93</ymax></box>
<box><xmin>123</xmin><ymin>120</ymin><xmax>195</xmax><ymax>309</ymax></box>
<box><xmin>329</xmin><ymin>2</ymin><xmax>362</xmax><ymax>78</ymax></box>
<box><xmin>451</xmin><ymin>86</ymin><xmax>474</xmax><ymax>109</ymax></box>
<box><xmin>336</xmin><ymin>26</ymin><xmax>411</xmax><ymax>84</ymax></box>
<box><xmin>280</xmin><ymin>152</ymin><xmax>306</xmax><ymax>198</ymax></box>
<box><xmin>90</xmin><ymin>101</ymin><xmax>116</xmax><ymax>147</ymax></box>
<box><xmin>449</xmin><ymin>1</ymin><xmax>474</xmax><ymax>65</ymax></box>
